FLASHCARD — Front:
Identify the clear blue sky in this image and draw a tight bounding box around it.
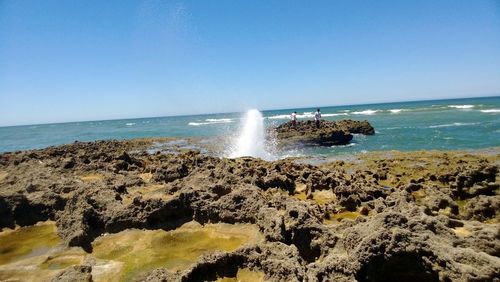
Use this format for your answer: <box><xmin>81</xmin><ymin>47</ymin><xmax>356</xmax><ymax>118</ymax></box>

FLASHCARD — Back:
<box><xmin>1</xmin><ymin>0</ymin><xmax>499</xmax><ymax>126</ymax></box>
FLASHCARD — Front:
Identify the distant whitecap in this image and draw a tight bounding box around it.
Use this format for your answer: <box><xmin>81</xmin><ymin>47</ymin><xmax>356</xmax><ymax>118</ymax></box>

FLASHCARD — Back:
<box><xmin>389</xmin><ymin>109</ymin><xmax>403</xmax><ymax>113</ymax></box>
<box><xmin>352</xmin><ymin>110</ymin><xmax>378</xmax><ymax>115</ymax></box>
<box><xmin>188</xmin><ymin>118</ymin><xmax>233</xmax><ymax>126</ymax></box>
<box><xmin>448</xmin><ymin>105</ymin><xmax>474</xmax><ymax>109</ymax></box>
<box><xmin>428</xmin><ymin>122</ymin><xmax>479</xmax><ymax>128</ymax></box>
<box><xmin>480</xmin><ymin>109</ymin><xmax>500</xmax><ymax>113</ymax></box>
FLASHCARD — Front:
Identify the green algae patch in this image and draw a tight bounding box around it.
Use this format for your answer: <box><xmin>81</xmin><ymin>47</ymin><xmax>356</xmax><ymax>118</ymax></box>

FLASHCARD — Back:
<box><xmin>91</xmin><ymin>221</ymin><xmax>263</xmax><ymax>282</ymax></box>
<box><xmin>216</xmin><ymin>268</ymin><xmax>267</xmax><ymax>282</ymax></box>
<box><xmin>0</xmin><ymin>221</ymin><xmax>60</xmax><ymax>265</ymax></box>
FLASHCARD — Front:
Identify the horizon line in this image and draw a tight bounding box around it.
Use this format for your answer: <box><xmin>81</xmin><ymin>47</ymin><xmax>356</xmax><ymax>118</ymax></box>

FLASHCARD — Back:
<box><xmin>1</xmin><ymin>94</ymin><xmax>499</xmax><ymax>128</ymax></box>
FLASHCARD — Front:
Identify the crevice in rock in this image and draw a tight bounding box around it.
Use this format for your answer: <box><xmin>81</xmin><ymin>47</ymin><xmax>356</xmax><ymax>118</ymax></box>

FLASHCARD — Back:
<box><xmin>355</xmin><ymin>252</ymin><xmax>439</xmax><ymax>282</ymax></box>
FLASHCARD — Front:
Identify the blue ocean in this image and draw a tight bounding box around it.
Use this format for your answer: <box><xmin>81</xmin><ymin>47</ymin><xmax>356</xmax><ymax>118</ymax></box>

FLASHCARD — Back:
<box><xmin>1</xmin><ymin>96</ymin><xmax>499</xmax><ymax>156</ymax></box>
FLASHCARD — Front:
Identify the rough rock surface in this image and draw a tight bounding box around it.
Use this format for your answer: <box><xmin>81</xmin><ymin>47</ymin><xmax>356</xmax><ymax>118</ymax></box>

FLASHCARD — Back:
<box><xmin>273</xmin><ymin>119</ymin><xmax>375</xmax><ymax>147</ymax></box>
<box><xmin>0</xmin><ymin>139</ymin><xmax>499</xmax><ymax>281</ymax></box>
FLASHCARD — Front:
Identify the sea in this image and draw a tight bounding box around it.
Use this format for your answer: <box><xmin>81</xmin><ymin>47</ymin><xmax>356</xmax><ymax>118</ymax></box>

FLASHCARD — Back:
<box><xmin>1</xmin><ymin>96</ymin><xmax>499</xmax><ymax>157</ymax></box>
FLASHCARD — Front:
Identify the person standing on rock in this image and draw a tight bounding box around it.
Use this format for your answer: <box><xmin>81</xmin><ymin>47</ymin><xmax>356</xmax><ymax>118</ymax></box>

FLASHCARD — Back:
<box><xmin>291</xmin><ymin>111</ymin><xmax>297</xmax><ymax>127</ymax></box>
<box><xmin>314</xmin><ymin>108</ymin><xmax>321</xmax><ymax>128</ymax></box>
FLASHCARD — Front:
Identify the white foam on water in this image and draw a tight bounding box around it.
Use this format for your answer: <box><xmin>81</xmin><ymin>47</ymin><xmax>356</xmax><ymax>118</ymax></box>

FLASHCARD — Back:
<box><xmin>230</xmin><ymin>109</ymin><xmax>272</xmax><ymax>159</ymax></box>
<box><xmin>205</xmin><ymin>118</ymin><xmax>233</xmax><ymax>123</ymax></box>
<box><xmin>352</xmin><ymin>110</ymin><xmax>378</xmax><ymax>115</ymax></box>
<box><xmin>428</xmin><ymin>122</ymin><xmax>479</xmax><ymax>128</ymax></box>
<box><xmin>331</xmin><ymin>143</ymin><xmax>356</xmax><ymax>148</ymax></box>
<box><xmin>188</xmin><ymin>118</ymin><xmax>234</xmax><ymax>126</ymax></box>
<box><xmin>323</xmin><ymin>113</ymin><xmax>349</xmax><ymax>117</ymax></box>
<box><xmin>480</xmin><ymin>109</ymin><xmax>500</xmax><ymax>113</ymax></box>
<box><xmin>448</xmin><ymin>105</ymin><xmax>474</xmax><ymax>109</ymax></box>
<box><xmin>388</xmin><ymin>109</ymin><xmax>403</xmax><ymax>114</ymax></box>
<box><xmin>126</xmin><ymin>123</ymin><xmax>136</xmax><ymax>126</ymax></box>
<box><xmin>267</xmin><ymin>114</ymin><xmax>292</xmax><ymax>120</ymax></box>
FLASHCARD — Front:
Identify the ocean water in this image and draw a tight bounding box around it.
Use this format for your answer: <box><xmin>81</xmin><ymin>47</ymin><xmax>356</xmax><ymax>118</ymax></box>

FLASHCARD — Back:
<box><xmin>0</xmin><ymin>96</ymin><xmax>499</xmax><ymax>156</ymax></box>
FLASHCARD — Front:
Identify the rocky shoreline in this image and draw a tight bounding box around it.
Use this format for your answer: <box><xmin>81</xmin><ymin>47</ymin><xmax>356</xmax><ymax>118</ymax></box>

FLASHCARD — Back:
<box><xmin>0</xmin><ymin>139</ymin><xmax>499</xmax><ymax>281</ymax></box>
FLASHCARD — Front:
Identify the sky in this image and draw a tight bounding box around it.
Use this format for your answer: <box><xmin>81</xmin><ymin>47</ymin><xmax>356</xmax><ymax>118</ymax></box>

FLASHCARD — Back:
<box><xmin>1</xmin><ymin>0</ymin><xmax>500</xmax><ymax>126</ymax></box>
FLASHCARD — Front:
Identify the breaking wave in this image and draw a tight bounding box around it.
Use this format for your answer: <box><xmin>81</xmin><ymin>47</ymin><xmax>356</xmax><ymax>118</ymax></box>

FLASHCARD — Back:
<box><xmin>352</xmin><ymin>110</ymin><xmax>378</xmax><ymax>115</ymax></box>
<box><xmin>480</xmin><ymin>109</ymin><xmax>500</xmax><ymax>113</ymax></box>
<box><xmin>388</xmin><ymin>109</ymin><xmax>403</xmax><ymax>114</ymax></box>
<box><xmin>448</xmin><ymin>105</ymin><xmax>474</xmax><ymax>109</ymax></box>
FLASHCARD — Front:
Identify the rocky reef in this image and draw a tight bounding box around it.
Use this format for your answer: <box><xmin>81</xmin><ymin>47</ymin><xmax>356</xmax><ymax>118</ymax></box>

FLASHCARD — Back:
<box><xmin>0</xmin><ymin>139</ymin><xmax>499</xmax><ymax>281</ymax></box>
<box><xmin>273</xmin><ymin>119</ymin><xmax>375</xmax><ymax>147</ymax></box>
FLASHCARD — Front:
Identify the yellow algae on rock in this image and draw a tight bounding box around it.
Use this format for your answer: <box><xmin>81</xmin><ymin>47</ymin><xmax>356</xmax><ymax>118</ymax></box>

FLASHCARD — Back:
<box><xmin>453</xmin><ymin>227</ymin><xmax>472</xmax><ymax>237</ymax></box>
<box><xmin>91</xmin><ymin>221</ymin><xmax>263</xmax><ymax>282</ymax></box>
<box><xmin>122</xmin><ymin>184</ymin><xmax>174</xmax><ymax>205</ymax></box>
<box><xmin>324</xmin><ymin>211</ymin><xmax>362</xmax><ymax>224</ymax></box>
<box><xmin>40</xmin><ymin>248</ymin><xmax>86</xmax><ymax>270</ymax></box>
<box><xmin>455</xmin><ymin>199</ymin><xmax>469</xmax><ymax>215</ymax></box>
<box><xmin>0</xmin><ymin>221</ymin><xmax>86</xmax><ymax>281</ymax></box>
<box><xmin>0</xmin><ymin>221</ymin><xmax>60</xmax><ymax>265</ymax></box>
<box><xmin>292</xmin><ymin>187</ymin><xmax>336</xmax><ymax>206</ymax></box>
<box><xmin>139</xmin><ymin>172</ymin><xmax>153</xmax><ymax>182</ymax></box>
<box><xmin>0</xmin><ymin>171</ymin><xmax>8</xmax><ymax>182</ymax></box>
<box><xmin>312</xmin><ymin>190</ymin><xmax>337</xmax><ymax>205</ymax></box>
<box><xmin>79</xmin><ymin>173</ymin><xmax>105</xmax><ymax>182</ymax></box>
<box><xmin>216</xmin><ymin>268</ymin><xmax>267</xmax><ymax>282</ymax></box>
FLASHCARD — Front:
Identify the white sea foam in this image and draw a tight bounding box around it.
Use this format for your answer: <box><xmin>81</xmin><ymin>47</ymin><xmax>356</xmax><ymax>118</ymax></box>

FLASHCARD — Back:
<box><xmin>188</xmin><ymin>118</ymin><xmax>234</xmax><ymax>126</ymax></box>
<box><xmin>125</xmin><ymin>123</ymin><xmax>136</xmax><ymax>126</ymax></box>
<box><xmin>388</xmin><ymin>109</ymin><xmax>403</xmax><ymax>113</ymax></box>
<box><xmin>480</xmin><ymin>109</ymin><xmax>500</xmax><ymax>113</ymax></box>
<box><xmin>352</xmin><ymin>110</ymin><xmax>378</xmax><ymax>115</ymax></box>
<box><xmin>205</xmin><ymin>118</ymin><xmax>233</xmax><ymax>123</ymax></box>
<box><xmin>428</xmin><ymin>122</ymin><xmax>479</xmax><ymax>128</ymax></box>
<box><xmin>448</xmin><ymin>105</ymin><xmax>474</xmax><ymax>109</ymax></box>
<box><xmin>267</xmin><ymin>114</ymin><xmax>292</xmax><ymax>120</ymax></box>
<box><xmin>332</xmin><ymin>143</ymin><xmax>356</xmax><ymax>148</ymax></box>
<box><xmin>323</xmin><ymin>113</ymin><xmax>349</xmax><ymax>117</ymax></box>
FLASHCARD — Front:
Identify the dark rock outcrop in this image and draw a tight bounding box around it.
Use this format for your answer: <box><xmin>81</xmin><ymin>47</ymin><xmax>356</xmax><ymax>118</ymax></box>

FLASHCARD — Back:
<box><xmin>273</xmin><ymin>119</ymin><xmax>374</xmax><ymax>147</ymax></box>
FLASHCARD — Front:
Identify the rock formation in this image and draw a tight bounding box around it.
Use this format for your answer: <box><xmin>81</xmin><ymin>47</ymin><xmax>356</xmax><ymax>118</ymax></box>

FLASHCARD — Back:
<box><xmin>273</xmin><ymin>119</ymin><xmax>374</xmax><ymax>147</ymax></box>
<box><xmin>0</xmin><ymin>139</ymin><xmax>498</xmax><ymax>281</ymax></box>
